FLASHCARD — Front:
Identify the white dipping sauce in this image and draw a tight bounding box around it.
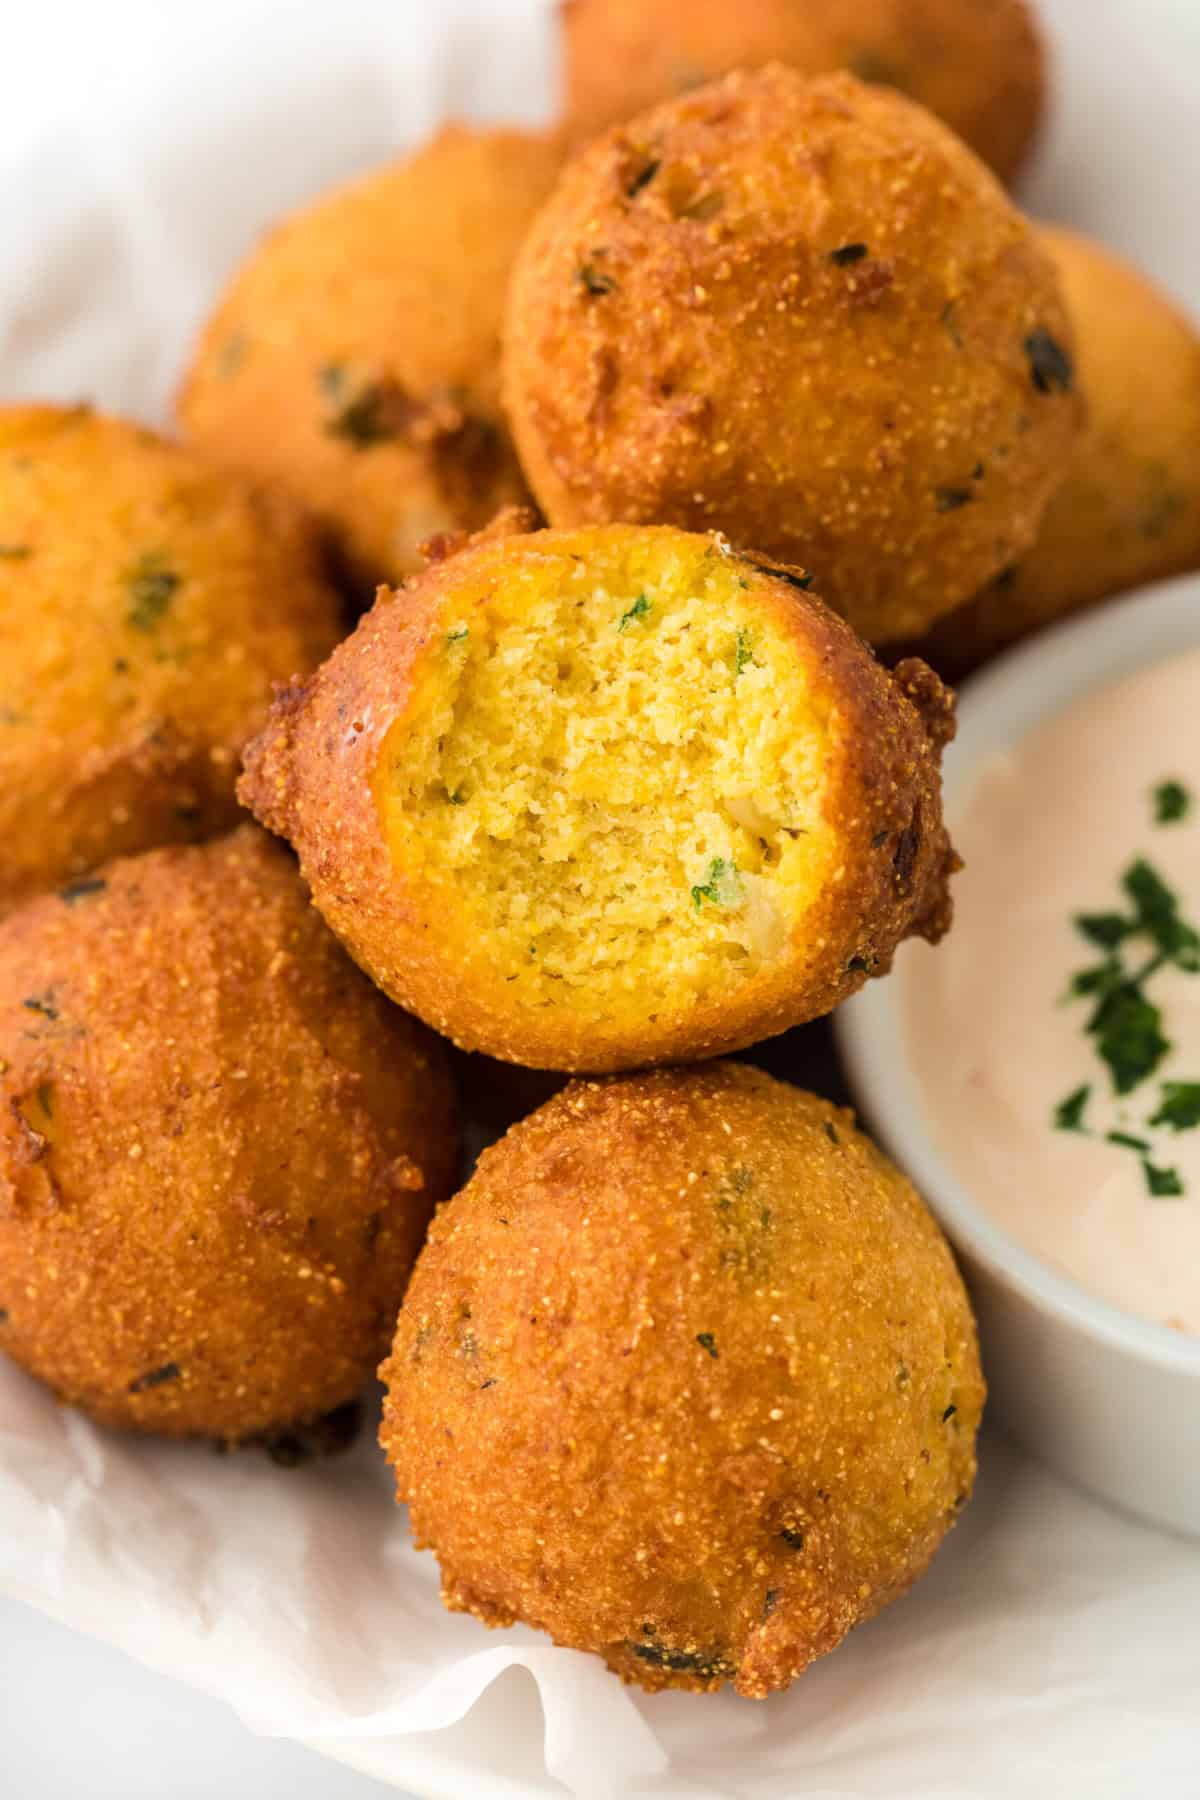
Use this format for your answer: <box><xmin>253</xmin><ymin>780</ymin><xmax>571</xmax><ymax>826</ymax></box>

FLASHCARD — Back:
<box><xmin>901</xmin><ymin>647</ymin><xmax>1200</xmax><ymax>1335</ymax></box>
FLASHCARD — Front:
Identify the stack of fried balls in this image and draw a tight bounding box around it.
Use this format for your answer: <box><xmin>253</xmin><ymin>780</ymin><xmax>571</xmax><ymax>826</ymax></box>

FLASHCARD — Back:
<box><xmin>2</xmin><ymin>0</ymin><xmax>1197</xmax><ymax>1699</ymax></box>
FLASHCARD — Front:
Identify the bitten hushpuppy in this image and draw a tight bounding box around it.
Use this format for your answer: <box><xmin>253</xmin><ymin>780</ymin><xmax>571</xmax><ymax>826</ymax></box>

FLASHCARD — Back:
<box><xmin>241</xmin><ymin>518</ymin><xmax>958</xmax><ymax>1072</ymax></box>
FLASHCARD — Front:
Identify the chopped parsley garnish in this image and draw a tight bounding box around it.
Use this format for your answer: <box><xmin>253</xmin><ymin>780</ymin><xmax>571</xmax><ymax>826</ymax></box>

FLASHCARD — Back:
<box><xmin>22</xmin><ymin>995</ymin><xmax>59</xmax><ymax>1021</ymax></box>
<box><xmin>126</xmin><ymin>553</ymin><xmax>180</xmax><ymax>632</ymax></box>
<box><xmin>1024</xmin><ymin>329</ymin><xmax>1074</xmax><ymax>394</ymax></box>
<box><xmin>1054</xmin><ymin>1085</ymin><xmax>1090</xmax><ymax>1132</ymax></box>
<box><xmin>1153</xmin><ymin>779</ymin><xmax>1191</xmax><ymax>825</ymax></box>
<box><xmin>691</xmin><ymin>858</ymin><xmax>743</xmax><ymax>911</ymax></box>
<box><xmin>1090</xmin><ymin>984</ymin><xmax>1170</xmax><ymax>1097</ymax></box>
<box><xmin>734</xmin><ymin>628</ymin><xmax>753</xmax><ymax>675</ymax></box>
<box><xmin>617</xmin><ymin>592</ymin><xmax>651</xmax><ymax>631</ymax></box>
<box><xmin>1060</xmin><ymin>844</ymin><xmax>1200</xmax><ymax>1193</ymax></box>
<box><xmin>446</xmin><ymin>624</ymin><xmax>469</xmax><ymax>643</ymax></box>
<box><xmin>1074</xmin><ymin>912</ymin><xmax>1132</xmax><ymax>949</ymax></box>
<box><xmin>695</xmin><ymin>1332</ymin><xmax>719</xmax><ymax>1359</ymax></box>
<box><xmin>1150</xmin><ymin>1082</ymin><xmax>1200</xmax><ymax>1132</ymax></box>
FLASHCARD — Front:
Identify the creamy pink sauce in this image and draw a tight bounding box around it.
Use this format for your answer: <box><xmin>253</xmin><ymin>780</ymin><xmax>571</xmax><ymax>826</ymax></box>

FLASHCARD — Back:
<box><xmin>901</xmin><ymin>648</ymin><xmax>1200</xmax><ymax>1335</ymax></box>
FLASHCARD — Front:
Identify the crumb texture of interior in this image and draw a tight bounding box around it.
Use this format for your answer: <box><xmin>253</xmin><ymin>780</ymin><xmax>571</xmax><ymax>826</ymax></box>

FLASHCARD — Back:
<box><xmin>378</xmin><ymin>536</ymin><xmax>837</xmax><ymax>1019</ymax></box>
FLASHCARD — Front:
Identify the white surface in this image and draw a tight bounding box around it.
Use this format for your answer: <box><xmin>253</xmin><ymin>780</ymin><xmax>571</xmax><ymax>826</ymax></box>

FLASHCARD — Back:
<box><xmin>837</xmin><ymin>577</ymin><xmax>1200</xmax><ymax>1537</ymax></box>
<box><xmin>2</xmin><ymin>1</ymin><xmax>1200</xmax><ymax>1798</ymax></box>
<box><xmin>0</xmin><ymin>1594</ymin><xmax>400</xmax><ymax>1800</ymax></box>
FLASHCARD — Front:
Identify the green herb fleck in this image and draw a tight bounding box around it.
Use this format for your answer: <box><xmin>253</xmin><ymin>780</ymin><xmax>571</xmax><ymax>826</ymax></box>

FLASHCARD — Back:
<box><xmin>830</xmin><ymin>242</ymin><xmax>868</xmax><ymax>265</ymax></box>
<box><xmin>1153</xmin><ymin>780</ymin><xmax>1191</xmax><ymax>825</ymax></box>
<box><xmin>446</xmin><ymin>788</ymin><xmax>466</xmax><ymax>805</ymax></box>
<box><xmin>1107</xmin><ymin>1131</ymin><xmax>1151</xmax><ymax>1153</ymax></box>
<box><xmin>940</xmin><ymin>300</ymin><xmax>963</xmax><ymax>349</ymax></box>
<box><xmin>691</xmin><ymin>858</ymin><xmax>743</xmax><ymax>911</ymax></box>
<box><xmin>896</xmin><ymin>1363</ymin><xmax>911</xmax><ymax>1389</ymax></box>
<box><xmin>629</xmin><ymin>1642</ymin><xmax>733</xmax><ymax>1678</ymax></box>
<box><xmin>58</xmin><ymin>876</ymin><xmax>107</xmax><ymax>905</ymax></box>
<box><xmin>1054</xmin><ymin>1085</ymin><xmax>1091</xmax><ymax>1132</ymax></box>
<box><xmin>1144</xmin><ymin>1160</ymin><xmax>1184</xmax><ymax>1198</ymax></box>
<box><xmin>319</xmin><ymin>364</ymin><xmax>401</xmax><ymax>447</ymax></box>
<box><xmin>1065</xmin><ymin>958</ymin><xmax>1123</xmax><ymax>1001</ymax></box>
<box><xmin>446</xmin><ymin>624</ymin><xmax>469</xmax><ymax>644</ymax></box>
<box><xmin>216</xmin><ymin>332</ymin><xmax>248</xmax><ymax>379</ymax></box>
<box><xmin>1090</xmin><ymin>983</ymin><xmax>1170</xmax><ymax>1096</ymax></box>
<box><xmin>734</xmin><ymin>628</ymin><xmax>753</xmax><ymax>675</ymax></box>
<box><xmin>626</xmin><ymin>159</ymin><xmax>661</xmax><ymax>198</ymax></box>
<box><xmin>1075</xmin><ymin>913</ymin><xmax>1133</xmax><ymax>949</ymax></box>
<box><xmin>22</xmin><ymin>996</ymin><xmax>59</xmax><ymax>1022</ymax></box>
<box><xmin>696</xmin><ymin>1332</ymin><xmax>719</xmax><ymax>1359</ymax></box>
<box><xmin>1024</xmin><ymin>330</ymin><xmax>1074</xmax><ymax>394</ymax></box>
<box><xmin>942</xmin><ymin>1404</ymin><xmax>958</xmax><ymax>1423</ymax></box>
<box><xmin>1149</xmin><ymin>1082</ymin><xmax>1200</xmax><ymax>1132</ymax></box>
<box><xmin>1123</xmin><ymin>858</ymin><xmax>1200</xmax><ymax>967</ymax></box>
<box><xmin>935</xmin><ymin>485</ymin><xmax>973</xmax><ymax>512</ymax></box>
<box><xmin>617</xmin><ymin>593</ymin><xmax>651</xmax><ymax>631</ymax></box>
<box><xmin>779</xmin><ymin>1525</ymin><xmax>805</xmax><ymax>1550</ymax></box>
<box><xmin>579</xmin><ymin>263</ymin><xmax>616</xmax><ymax>297</ymax></box>
<box><xmin>128</xmin><ymin>1361</ymin><xmax>182</xmax><ymax>1394</ymax></box>
<box><xmin>126</xmin><ymin>553</ymin><xmax>180</xmax><ymax>632</ymax></box>
<box><xmin>824</xmin><ymin>1120</ymin><xmax>840</xmax><ymax>1145</ymax></box>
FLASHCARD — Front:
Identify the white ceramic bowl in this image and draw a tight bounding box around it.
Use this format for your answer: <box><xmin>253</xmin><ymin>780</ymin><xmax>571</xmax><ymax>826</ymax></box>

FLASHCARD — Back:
<box><xmin>836</xmin><ymin>575</ymin><xmax>1200</xmax><ymax>1540</ymax></box>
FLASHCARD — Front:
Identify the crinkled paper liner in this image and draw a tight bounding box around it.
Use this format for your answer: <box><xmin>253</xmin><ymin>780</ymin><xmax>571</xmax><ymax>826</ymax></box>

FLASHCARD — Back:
<box><xmin>2</xmin><ymin>1</ymin><xmax>1199</xmax><ymax>1794</ymax></box>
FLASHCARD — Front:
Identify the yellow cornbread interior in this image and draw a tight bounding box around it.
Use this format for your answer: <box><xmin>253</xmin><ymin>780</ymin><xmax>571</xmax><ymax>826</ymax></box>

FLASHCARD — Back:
<box><xmin>379</xmin><ymin>536</ymin><xmax>837</xmax><ymax>1018</ymax></box>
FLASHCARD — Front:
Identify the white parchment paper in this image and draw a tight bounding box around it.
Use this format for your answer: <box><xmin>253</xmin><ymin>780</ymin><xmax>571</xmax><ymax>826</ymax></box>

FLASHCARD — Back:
<box><xmin>1</xmin><ymin>3</ymin><xmax>1198</xmax><ymax>1795</ymax></box>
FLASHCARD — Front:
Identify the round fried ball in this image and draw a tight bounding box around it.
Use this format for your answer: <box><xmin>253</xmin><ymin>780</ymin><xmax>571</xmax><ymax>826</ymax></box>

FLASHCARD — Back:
<box><xmin>917</xmin><ymin>227</ymin><xmax>1200</xmax><ymax>678</ymax></box>
<box><xmin>0</xmin><ymin>826</ymin><xmax>458</xmax><ymax>1440</ymax></box>
<box><xmin>178</xmin><ymin>126</ymin><xmax>563</xmax><ymax>590</ymax></box>
<box><xmin>561</xmin><ymin>0</ymin><xmax>1046</xmax><ymax>185</ymax></box>
<box><xmin>0</xmin><ymin>405</ymin><xmax>341</xmax><ymax>917</ymax></box>
<box><xmin>380</xmin><ymin>1063</ymin><xmax>984</xmax><ymax>1698</ymax></box>
<box><xmin>240</xmin><ymin>519</ymin><xmax>958</xmax><ymax>1073</ymax></box>
<box><xmin>504</xmin><ymin>67</ymin><xmax>1081</xmax><ymax>645</ymax></box>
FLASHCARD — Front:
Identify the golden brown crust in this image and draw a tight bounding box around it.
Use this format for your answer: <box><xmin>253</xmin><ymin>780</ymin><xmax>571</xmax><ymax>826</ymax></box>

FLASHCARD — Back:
<box><xmin>177</xmin><ymin>127</ymin><xmax>564</xmax><ymax>589</ymax></box>
<box><xmin>560</xmin><ymin>0</ymin><xmax>1046</xmax><ymax>184</ymax></box>
<box><xmin>0</xmin><ymin>405</ymin><xmax>341</xmax><ymax>917</ymax></box>
<box><xmin>504</xmin><ymin>67</ymin><xmax>1081</xmax><ymax>644</ymax></box>
<box><xmin>0</xmin><ymin>827</ymin><xmax>458</xmax><ymax>1439</ymax></box>
<box><xmin>239</xmin><ymin>521</ymin><xmax>957</xmax><ymax>1072</ymax></box>
<box><xmin>915</xmin><ymin>226</ymin><xmax>1200</xmax><ymax>678</ymax></box>
<box><xmin>380</xmin><ymin>1064</ymin><xmax>985</xmax><ymax>1697</ymax></box>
